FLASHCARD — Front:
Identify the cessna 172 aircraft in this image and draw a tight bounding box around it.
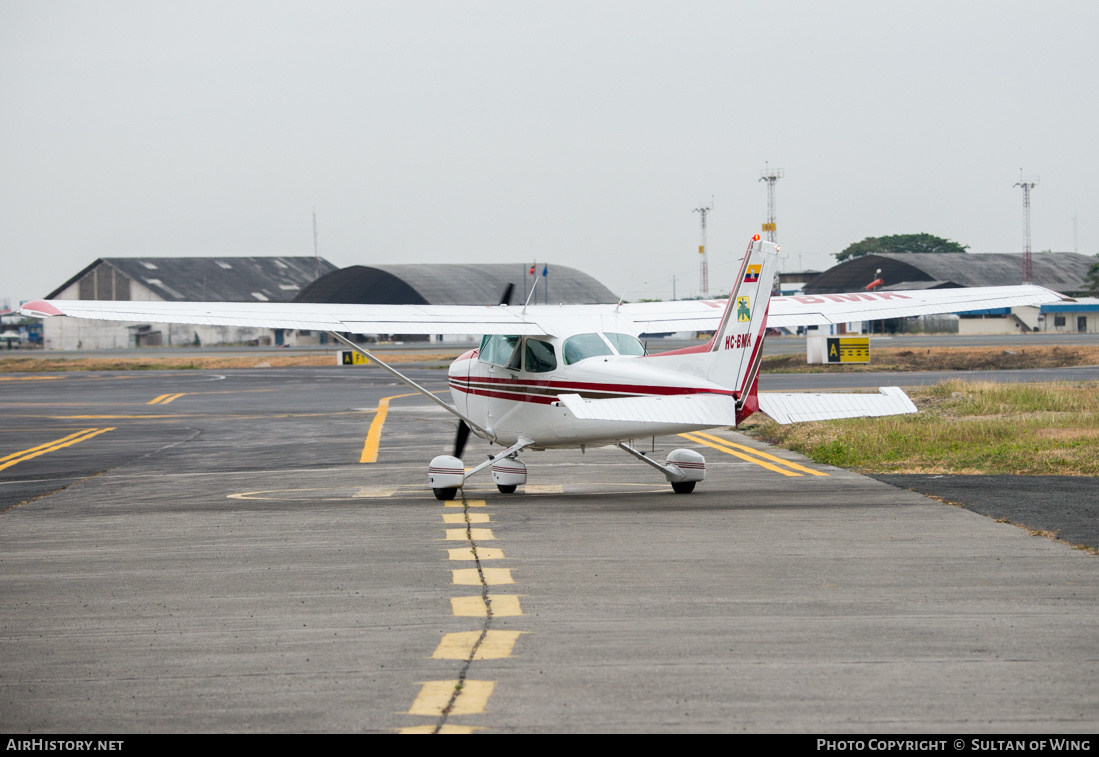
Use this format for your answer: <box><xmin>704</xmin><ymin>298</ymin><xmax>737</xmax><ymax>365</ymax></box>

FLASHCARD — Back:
<box><xmin>21</xmin><ymin>237</ymin><xmax>1066</xmax><ymax>499</ymax></box>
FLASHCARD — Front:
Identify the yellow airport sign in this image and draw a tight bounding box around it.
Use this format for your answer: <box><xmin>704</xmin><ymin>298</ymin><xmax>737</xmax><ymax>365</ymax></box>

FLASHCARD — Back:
<box><xmin>761</xmin><ymin>222</ymin><xmax>776</xmax><ymax>232</ymax></box>
<box><xmin>826</xmin><ymin>337</ymin><xmax>869</xmax><ymax>364</ymax></box>
<box><xmin>339</xmin><ymin>350</ymin><xmax>370</xmax><ymax>366</ymax></box>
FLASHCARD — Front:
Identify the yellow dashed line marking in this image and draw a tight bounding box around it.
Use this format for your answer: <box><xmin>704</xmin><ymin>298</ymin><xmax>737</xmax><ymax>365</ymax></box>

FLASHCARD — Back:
<box><xmin>689</xmin><ymin>430</ymin><xmax>830</xmax><ymax>476</ymax></box>
<box><xmin>442</xmin><ymin>512</ymin><xmax>489</xmax><ymax>523</ymax></box>
<box><xmin>447</xmin><ymin>547</ymin><xmax>505</xmax><ymax>561</ymax></box>
<box><xmin>398</xmin><ymin>725</ymin><xmax>483</xmax><ymax>734</ymax></box>
<box><xmin>407</xmin><ymin>680</ymin><xmax>495</xmax><ymax>716</ymax></box>
<box><xmin>524</xmin><ymin>484</ymin><xmax>563</xmax><ymax>493</ymax></box>
<box><xmin>452</xmin><ymin>568</ymin><xmax>514</xmax><ymax>585</ymax></box>
<box><xmin>353</xmin><ymin>487</ymin><xmax>398</xmax><ymax>498</ymax></box>
<box><xmin>431</xmin><ymin>631</ymin><xmax>524</xmax><ymax>660</ymax></box>
<box><xmin>444</xmin><ymin>499</ymin><xmax>485</xmax><ymax>507</ymax></box>
<box><xmin>0</xmin><ymin>428</ymin><xmax>114</xmax><ymax>472</ymax></box>
<box><xmin>451</xmin><ymin>595</ymin><xmax>523</xmax><ymax>618</ymax></box>
<box><xmin>445</xmin><ymin>528</ymin><xmax>494</xmax><ymax>541</ymax></box>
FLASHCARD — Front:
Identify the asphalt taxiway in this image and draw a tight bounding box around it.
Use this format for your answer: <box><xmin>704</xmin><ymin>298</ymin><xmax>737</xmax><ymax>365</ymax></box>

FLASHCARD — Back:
<box><xmin>0</xmin><ymin>367</ymin><xmax>1096</xmax><ymax>732</ymax></box>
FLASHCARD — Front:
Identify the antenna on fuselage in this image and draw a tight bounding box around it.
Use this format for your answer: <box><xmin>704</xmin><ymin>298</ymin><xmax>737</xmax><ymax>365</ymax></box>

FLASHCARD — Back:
<box><xmin>522</xmin><ymin>276</ymin><xmax>540</xmax><ymax>313</ymax></box>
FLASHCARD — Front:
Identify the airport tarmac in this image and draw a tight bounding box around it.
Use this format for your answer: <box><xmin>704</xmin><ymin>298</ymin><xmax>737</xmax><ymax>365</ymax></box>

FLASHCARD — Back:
<box><xmin>0</xmin><ymin>368</ymin><xmax>1096</xmax><ymax>733</ymax></box>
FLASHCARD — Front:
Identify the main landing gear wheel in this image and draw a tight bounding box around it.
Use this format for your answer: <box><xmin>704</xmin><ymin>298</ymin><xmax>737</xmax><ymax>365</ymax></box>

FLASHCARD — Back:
<box><xmin>496</xmin><ymin>484</ymin><xmax>517</xmax><ymax>494</ymax></box>
<box><xmin>433</xmin><ymin>487</ymin><xmax>458</xmax><ymax>501</ymax></box>
<box><xmin>671</xmin><ymin>481</ymin><xmax>696</xmax><ymax>494</ymax></box>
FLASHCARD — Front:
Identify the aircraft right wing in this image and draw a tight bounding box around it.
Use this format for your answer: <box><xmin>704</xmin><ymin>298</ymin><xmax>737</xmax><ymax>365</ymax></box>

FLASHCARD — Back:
<box><xmin>19</xmin><ymin>299</ymin><xmax>548</xmax><ymax>336</ymax></box>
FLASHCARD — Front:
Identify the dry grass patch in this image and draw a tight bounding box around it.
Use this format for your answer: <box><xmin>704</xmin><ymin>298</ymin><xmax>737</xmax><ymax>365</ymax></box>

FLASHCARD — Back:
<box><xmin>760</xmin><ymin>344</ymin><xmax>1099</xmax><ymax>373</ymax></box>
<box><xmin>741</xmin><ymin>380</ymin><xmax>1099</xmax><ymax>476</ymax></box>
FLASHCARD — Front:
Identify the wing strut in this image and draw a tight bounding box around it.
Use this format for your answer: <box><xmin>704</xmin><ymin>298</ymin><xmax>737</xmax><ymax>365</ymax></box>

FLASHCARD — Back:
<box><xmin>326</xmin><ymin>331</ymin><xmax>494</xmax><ymax>441</ymax></box>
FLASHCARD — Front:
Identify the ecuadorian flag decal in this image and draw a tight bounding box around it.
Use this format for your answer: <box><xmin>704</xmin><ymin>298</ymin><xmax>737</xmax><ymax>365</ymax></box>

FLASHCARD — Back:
<box><xmin>743</xmin><ymin>265</ymin><xmax>761</xmax><ymax>284</ymax></box>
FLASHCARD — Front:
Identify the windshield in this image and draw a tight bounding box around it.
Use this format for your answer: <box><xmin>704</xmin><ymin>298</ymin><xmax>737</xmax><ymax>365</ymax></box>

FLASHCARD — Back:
<box><xmin>479</xmin><ymin>334</ymin><xmax>521</xmax><ymax>369</ymax></box>
<box><xmin>604</xmin><ymin>332</ymin><xmax>646</xmax><ymax>356</ymax></box>
<box><xmin>561</xmin><ymin>333</ymin><xmax>614</xmax><ymax>365</ymax></box>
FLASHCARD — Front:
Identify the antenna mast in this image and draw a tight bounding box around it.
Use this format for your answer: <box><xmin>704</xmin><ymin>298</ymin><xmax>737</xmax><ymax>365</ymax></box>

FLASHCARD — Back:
<box><xmin>1013</xmin><ymin>170</ymin><xmax>1039</xmax><ymax>284</ymax></box>
<box><xmin>693</xmin><ymin>199</ymin><xmax>713</xmax><ymax>297</ymax></box>
<box><xmin>759</xmin><ymin>161</ymin><xmax>784</xmax><ymax>243</ymax></box>
<box><xmin>312</xmin><ymin>207</ymin><xmax>320</xmax><ymax>280</ymax></box>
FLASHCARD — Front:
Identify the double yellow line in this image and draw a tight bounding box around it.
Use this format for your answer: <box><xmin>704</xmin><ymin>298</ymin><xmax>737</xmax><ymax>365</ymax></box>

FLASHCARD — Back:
<box><xmin>0</xmin><ymin>428</ymin><xmax>115</xmax><ymax>472</ymax></box>
<box><xmin>148</xmin><ymin>394</ymin><xmax>186</xmax><ymax>405</ymax></box>
<box><xmin>679</xmin><ymin>431</ymin><xmax>828</xmax><ymax>477</ymax></box>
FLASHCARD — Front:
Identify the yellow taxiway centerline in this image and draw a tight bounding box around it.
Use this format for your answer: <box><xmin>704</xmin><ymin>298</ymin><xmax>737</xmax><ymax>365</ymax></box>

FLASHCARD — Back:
<box><xmin>359</xmin><ymin>390</ymin><xmax>446</xmax><ymax>464</ymax></box>
<box><xmin>0</xmin><ymin>428</ymin><xmax>114</xmax><ymax>472</ymax></box>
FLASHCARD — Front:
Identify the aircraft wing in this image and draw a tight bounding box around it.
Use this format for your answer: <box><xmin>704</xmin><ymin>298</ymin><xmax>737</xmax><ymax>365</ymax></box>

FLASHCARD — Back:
<box><xmin>756</xmin><ymin>387</ymin><xmax>917</xmax><ymax>424</ymax></box>
<box><xmin>555</xmin><ymin>392</ymin><xmax>740</xmax><ymax>426</ymax></box>
<box><xmin>613</xmin><ymin>284</ymin><xmax>1068</xmax><ymax>332</ymax></box>
<box><xmin>19</xmin><ymin>299</ymin><xmax>548</xmax><ymax>336</ymax></box>
<box><xmin>19</xmin><ymin>284</ymin><xmax>1068</xmax><ymax>337</ymax></box>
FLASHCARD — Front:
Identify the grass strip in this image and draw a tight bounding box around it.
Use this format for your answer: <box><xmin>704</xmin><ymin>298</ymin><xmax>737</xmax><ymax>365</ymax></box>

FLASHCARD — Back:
<box><xmin>741</xmin><ymin>379</ymin><xmax>1099</xmax><ymax>476</ymax></box>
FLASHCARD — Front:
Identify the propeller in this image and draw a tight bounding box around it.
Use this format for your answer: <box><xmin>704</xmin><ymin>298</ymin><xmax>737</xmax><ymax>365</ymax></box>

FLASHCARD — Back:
<box><xmin>499</xmin><ymin>282</ymin><xmax>515</xmax><ymax>306</ymax></box>
<box><xmin>454</xmin><ymin>420</ymin><xmax>471</xmax><ymax>458</ymax></box>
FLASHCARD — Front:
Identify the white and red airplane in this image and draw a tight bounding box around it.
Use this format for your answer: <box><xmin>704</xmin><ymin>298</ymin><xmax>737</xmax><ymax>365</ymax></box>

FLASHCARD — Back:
<box><xmin>21</xmin><ymin>237</ymin><xmax>1067</xmax><ymax>499</ymax></box>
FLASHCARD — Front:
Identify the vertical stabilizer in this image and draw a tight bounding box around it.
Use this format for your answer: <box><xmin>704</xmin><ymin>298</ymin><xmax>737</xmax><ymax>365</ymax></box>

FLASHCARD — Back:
<box><xmin>703</xmin><ymin>238</ymin><xmax>778</xmax><ymax>395</ymax></box>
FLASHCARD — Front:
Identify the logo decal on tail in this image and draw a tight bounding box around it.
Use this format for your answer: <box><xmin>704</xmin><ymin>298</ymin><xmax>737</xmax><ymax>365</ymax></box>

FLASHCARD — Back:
<box><xmin>736</xmin><ymin>297</ymin><xmax>751</xmax><ymax>322</ymax></box>
<box><xmin>743</xmin><ymin>265</ymin><xmax>761</xmax><ymax>283</ymax></box>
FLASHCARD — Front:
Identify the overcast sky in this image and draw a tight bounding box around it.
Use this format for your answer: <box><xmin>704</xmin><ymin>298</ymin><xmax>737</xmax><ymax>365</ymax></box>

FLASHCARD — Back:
<box><xmin>2</xmin><ymin>0</ymin><xmax>1095</xmax><ymax>305</ymax></box>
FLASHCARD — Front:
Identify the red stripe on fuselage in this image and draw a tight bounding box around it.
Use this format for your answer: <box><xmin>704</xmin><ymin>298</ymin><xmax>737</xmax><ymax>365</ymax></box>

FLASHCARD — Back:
<box><xmin>450</xmin><ymin>373</ymin><xmax>737</xmax><ymax>398</ymax></box>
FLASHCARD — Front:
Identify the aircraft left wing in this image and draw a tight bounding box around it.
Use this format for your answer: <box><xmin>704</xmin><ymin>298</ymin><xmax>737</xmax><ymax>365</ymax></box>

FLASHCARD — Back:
<box><xmin>19</xmin><ymin>299</ymin><xmax>548</xmax><ymax>336</ymax></box>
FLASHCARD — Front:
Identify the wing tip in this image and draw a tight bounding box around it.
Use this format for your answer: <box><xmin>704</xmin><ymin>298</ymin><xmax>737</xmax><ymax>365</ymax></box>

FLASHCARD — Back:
<box><xmin>20</xmin><ymin>300</ymin><xmax>64</xmax><ymax>318</ymax></box>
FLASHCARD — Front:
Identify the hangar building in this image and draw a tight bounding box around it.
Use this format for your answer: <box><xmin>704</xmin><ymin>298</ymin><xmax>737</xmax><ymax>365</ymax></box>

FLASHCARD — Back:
<box><xmin>294</xmin><ymin>263</ymin><xmax>618</xmax><ymax>342</ymax></box>
<box><xmin>42</xmin><ymin>257</ymin><xmax>338</xmax><ymax>349</ymax></box>
<box><xmin>295</xmin><ymin>263</ymin><xmax>615</xmax><ymax>306</ymax></box>
<box><xmin>803</xmin><ymin>252</ymin><xmax>1096</xmax><ymax>334</ymax></box>
<box><xmin>39</xmin><ymin>259</ymin><xmax>618</xmax><ymax>349</ymax></box>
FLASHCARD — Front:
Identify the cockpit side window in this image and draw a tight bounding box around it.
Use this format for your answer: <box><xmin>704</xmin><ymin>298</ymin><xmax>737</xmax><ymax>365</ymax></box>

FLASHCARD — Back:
<box><xmin>561</xmin><ymin>333</ymin><xmax>614</xmax><ymax>365</ymax></box>
<box><xmin>604</xmin><ymin>332</ymin><xmax>646</xmax><ymax>356</ymax></box>
<box><xmin>478</xmin><ymin>334</ymin><xmax>521</xmax><ymax>368</ymax></box>
<box><xmin>524</xmin><ymin>339</ymin><xmax>557</xmax><ymax>373</ymax></box>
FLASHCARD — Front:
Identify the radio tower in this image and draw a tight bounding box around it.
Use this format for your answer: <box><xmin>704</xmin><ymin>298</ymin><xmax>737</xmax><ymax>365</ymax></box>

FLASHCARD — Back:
<box><xmin>694</xmin><ymin>199</ymin><xmax>713</xmax><ymax>297</ymax></box>
<box><xmin>759</xmin><ymin>162</ymin><xmax>784</xmax><ymax>243</ymax></box>
<box><xmin>1013</xmin><ymin>170</ymin><xmax>1039</xmax><ymax>284</ymax></box>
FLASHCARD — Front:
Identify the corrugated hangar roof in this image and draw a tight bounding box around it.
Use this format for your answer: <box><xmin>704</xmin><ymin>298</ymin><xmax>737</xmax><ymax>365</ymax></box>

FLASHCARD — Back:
<box><xmin>295</xmin><ymin>263</ymin><xmax>617</xmax><ymax>306</ymax></box>
<box><xmin>804</xmin><ymin>253</ymin><xmax>1093</xmax><ymax>295</ymax></box>
<box><xmin>49</xmin><ymin>257</ymin><xmax>339</xmax><ymax>302</ymax></box>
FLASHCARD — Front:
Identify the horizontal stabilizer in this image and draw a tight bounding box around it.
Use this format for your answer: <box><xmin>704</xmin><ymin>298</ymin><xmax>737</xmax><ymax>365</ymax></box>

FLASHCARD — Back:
<box><xmin>556</xmin><ymin>392</ymin><xmax>740</xmax><ymax>426</ymax></box>
<box><xmin>757</xmin><ymin>387</ymin><xmax>917</xmax><ymax>424</ymax></box>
